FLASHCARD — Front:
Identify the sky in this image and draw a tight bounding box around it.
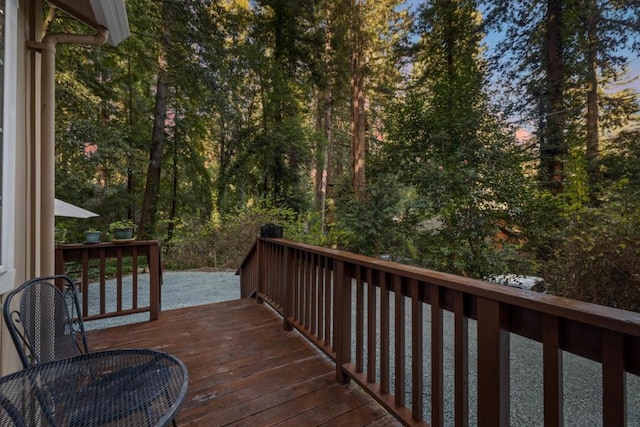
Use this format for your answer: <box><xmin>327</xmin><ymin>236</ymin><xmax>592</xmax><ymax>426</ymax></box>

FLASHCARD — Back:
<box><xmin>403</xmin><ymin>0</ymin><xmax>639</xmax><ymax>138</ymax></box>
<box><xmin>403</xmin><ymin>0</ymin><xmax>640</xmax><ymax>90</ymax></box>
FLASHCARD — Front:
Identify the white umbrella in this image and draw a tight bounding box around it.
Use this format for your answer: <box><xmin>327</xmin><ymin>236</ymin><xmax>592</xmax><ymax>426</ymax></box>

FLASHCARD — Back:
<box><xmin>54</xmin><ymin>198</ymin><xmax>99</xmax><ymax>218</ymax></box>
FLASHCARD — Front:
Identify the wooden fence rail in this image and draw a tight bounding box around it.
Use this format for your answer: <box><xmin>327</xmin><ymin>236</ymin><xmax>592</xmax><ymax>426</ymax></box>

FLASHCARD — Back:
<box><xmin>238</xmin><ymin>237</ymin><xmax>640</xmax><ymax>427</ymax></box>
<box><xmin>54</xmin><ymin>241</ymin><xmax>161</xmax><ymax>322</ymax></box>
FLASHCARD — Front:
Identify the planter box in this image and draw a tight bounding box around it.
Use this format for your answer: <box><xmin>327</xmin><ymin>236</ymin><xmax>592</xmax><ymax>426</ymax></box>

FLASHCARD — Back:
<box><xmin>113</xmin><ymin>228</ymin><xmax>134</xmax><ymax>240</ymax></box>
<box><xmin>84</xmin><ymin>231</ymin><xmax>101</xmax><ymax>243</ymax></box>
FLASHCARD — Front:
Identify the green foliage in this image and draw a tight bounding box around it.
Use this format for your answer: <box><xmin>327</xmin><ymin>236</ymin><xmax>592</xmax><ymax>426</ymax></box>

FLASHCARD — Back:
<box><xmin>109</xmin><ymin>219</ymin><xmax>136</xmax><ymax>231</ymax></box>
<box><xmin>375</xmin><ymin>0</ymin><xmax>543</xmax><ymax>279</ymax></box>
<box><xmin>545</xmin><ymin>205</ymin><xmax>640</xmax><ymax>312</ymax></box>
<box><xmin>163</xmin><ymin>201</ymin><xmax>322</xmax><ymax>270</ymax></box>
<box><xmin>329</xmin><ymin>174</ymin><xmax>411</xmax><ymax>259</ymax></box>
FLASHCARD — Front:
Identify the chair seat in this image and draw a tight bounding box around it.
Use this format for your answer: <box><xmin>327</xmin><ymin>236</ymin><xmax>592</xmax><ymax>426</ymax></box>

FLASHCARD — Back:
<box><xmin>64</xmin><ymin>361</ymin><xmax>173</xmax><ymax>426</ymax></box>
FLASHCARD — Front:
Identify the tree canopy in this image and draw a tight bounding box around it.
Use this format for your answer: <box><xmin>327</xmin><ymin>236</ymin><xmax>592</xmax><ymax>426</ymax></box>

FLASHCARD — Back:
<box><xmin>53</xmin><ymin>0</ymin><xmax>640</xmax><ymax>311</ymax></box>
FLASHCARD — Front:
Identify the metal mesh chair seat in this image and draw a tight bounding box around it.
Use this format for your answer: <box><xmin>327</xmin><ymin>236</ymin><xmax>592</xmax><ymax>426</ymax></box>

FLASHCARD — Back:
<box><xmin>0</xmin><ymin>349</ymin><xmax>188</xmax><ymax>427</ymax></box>
<box><xmin>0</xmin><ymin>393</ymin><xmax>26</xmax><ymax>427</ymax></box>
<box><xmin>65</xmin><ymin>357</ymin><xmax>174</xmax><ymax>425</ymax></box>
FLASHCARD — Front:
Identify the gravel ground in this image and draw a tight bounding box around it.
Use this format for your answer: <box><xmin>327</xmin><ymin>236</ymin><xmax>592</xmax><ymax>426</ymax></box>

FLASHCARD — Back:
<box><xmin>84</xmin><ymin>271</ymin><xmax>240</xmax><ymax>330</ymax></box>
<box><xmin>399</xmin><ymin>309</ymin><xmax>640</xmax><ymax>426</ymax></box>
<box><xmin>83</xmin><ymin>272</ymin><xmax>640</xmax><ymax>426</ymax></box>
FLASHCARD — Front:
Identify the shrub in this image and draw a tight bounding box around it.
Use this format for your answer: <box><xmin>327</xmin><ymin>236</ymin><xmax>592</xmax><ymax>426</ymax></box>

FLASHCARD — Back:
<box><xmin>544</xmin><ymin>206</ymin><xmax>640</xmax><ymax>312</ymax></box>
<box><xmin>162</xmin><ymin>202</ymin><xmax>322</xmax><ymax>270</ymax></box>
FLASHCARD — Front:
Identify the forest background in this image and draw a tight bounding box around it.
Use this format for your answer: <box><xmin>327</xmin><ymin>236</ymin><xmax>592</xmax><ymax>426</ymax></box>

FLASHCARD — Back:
<box><xmin>51</xmin><ymin>0</ymin><xmax>640</xmax><ymax>312</ymax></box>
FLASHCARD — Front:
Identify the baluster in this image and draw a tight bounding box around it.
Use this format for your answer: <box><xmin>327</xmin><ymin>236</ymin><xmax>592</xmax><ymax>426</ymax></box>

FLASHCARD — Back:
<box><xmin>395</xmin><ymin>274</ymin><xmax>406</xmax><ymax>406</ymax></box>
<box><xmin>99</xmin><ymin>248</ymin><xmax>106</xmax><ymax>315</ymax></box>
<box><xmin>431</xmin><ymin>285</ymin><xmax>443</xmax><ymax>427</ymax></box>
<box><xmin>410</xmin><ymin>279</ymin><xmax>423</xmax><ymax>421</ymax></box>
<box><xmin>283</xmin><ymin>246</ymin><xmax>294</xmax><ymax>331</ymax></box>
<box><xmin>132</xmin><ymin>246</ymin><xmax>139</xmax><ymax>310</ymax></box>
<box><xmin>380</xmin><ymin>272</ymin><xmax>390</xmax><ymax>394</ymax></box>
<box><xmin>82</xmin><ymin>249</ymin><xmax>90</xmax><ymax>316</ymax></box>
<box><xmin>324</xmin><ymin>257</ymin><xmax>332</xmax><ymax>347</ymax></box>
<box><xmin>116</xmin><ymin>247</ymin><xmax>123</xmax><ymax>312</ymax></box>
<box><xmin>305</xmin><ymin>252</ymin><xmax>312</xmax><ymax>329</ymax></box>
<box><xmin>356</xmin><ymin>266</ymin><xmax>364</xmax><ymax>374</ymax></box>
<box><xmin>317</xmin><ymin>255</ymin><xmax>325</xmax><ymax>341</ymax></box>
<box><xmin>367</xmin><ymin>268</ymin><xmax>377</xmax><ymax>384</ymax></box>
<box><xmin>543</xmin><ymin>314</ymin><xmax>562</xmax><ymax>427</ymax></box>
<box><xmin>454</xmin><ymin>291</ymin><xmax>468</xmax><ymax>427</ymax></box>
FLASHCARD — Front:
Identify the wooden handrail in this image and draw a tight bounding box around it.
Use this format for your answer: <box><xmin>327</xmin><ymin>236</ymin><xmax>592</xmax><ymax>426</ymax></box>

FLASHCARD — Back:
<box><xmin>238</xmin><ymin>237</ymin><xmax>640</xmax><ymax>427</ymax></box>
<box><xmin>54</xmin><ymin>241</ymin><xmax>162</xmax><ymax>322</ymax></box>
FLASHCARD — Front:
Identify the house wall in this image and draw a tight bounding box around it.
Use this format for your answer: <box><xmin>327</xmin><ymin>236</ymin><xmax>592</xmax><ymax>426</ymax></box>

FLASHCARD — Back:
<box><xmin>1</xmin><ymin>0</ymin><xmax>43</xmax><ymax>375</ymax></box>
<box><xmin>1</xmin><ymin>0</ymin><xmax>127</xmax><ymax>375</ymax></box>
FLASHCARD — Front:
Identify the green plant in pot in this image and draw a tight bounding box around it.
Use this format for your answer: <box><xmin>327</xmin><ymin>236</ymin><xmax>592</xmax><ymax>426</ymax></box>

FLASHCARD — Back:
<box><xmin>109</xmin><ymin>219</ymin><xmax>136</xmax><ymax>240</ymax></box>
<box><xmin>55</xmin><ymin>226</ymin><xmax>68</xmax><ymax>245</ymax></box>
<box><xmin>84</xmin><ymin>228</ymin><xmax>101</xmax><ymax>243</ymax></box>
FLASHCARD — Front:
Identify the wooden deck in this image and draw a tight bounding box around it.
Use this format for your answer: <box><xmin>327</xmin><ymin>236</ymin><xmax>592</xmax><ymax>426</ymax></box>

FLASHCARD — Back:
<box><xmin>87</xmin><ymin>299</ymin><xmax>401</xmax><ymax>427</ymax></box>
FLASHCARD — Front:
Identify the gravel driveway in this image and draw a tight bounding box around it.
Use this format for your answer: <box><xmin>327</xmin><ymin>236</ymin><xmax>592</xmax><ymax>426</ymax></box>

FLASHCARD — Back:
<box><xmin>84</xmin><ymin>271</ymin><xmax>240</xmax><ymax>330</ymax></box>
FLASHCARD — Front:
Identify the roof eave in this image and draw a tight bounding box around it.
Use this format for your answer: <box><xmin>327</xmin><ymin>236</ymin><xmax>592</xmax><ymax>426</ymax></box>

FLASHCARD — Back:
<box><xmin>89</xmin><ymin>0</ymin><xmax>130</xmax><ymax>46</ymax></box>
<box><xmin>47</xmin><ymin>0</ymin><xmax>130</xmax><ymax>46</ymax></box>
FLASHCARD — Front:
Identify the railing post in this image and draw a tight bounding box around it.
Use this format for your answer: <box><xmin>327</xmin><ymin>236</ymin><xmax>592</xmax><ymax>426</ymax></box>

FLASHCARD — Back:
<box><xmin>477</xmin><ymin>297</ymin><xmax>510</xmax><ymax>427</ymax></box>
<box><xmin>334</xmin><ymin>260</ymin><xmax>351</xmax><ymax>384</ymax></box>
<box><xmin>148</xmin><ymin>242</ymin><xmax>160</xmax><ymax>320</ymax></box>
<box><xmin>602</xmin><ymin>330</ymin><xmax>626</xmax><ymax>426</ymax></box>
<box><xmin>54</xmin><ymin>246</ymin><xmax>65</xmax><ymax>275</ymax></box>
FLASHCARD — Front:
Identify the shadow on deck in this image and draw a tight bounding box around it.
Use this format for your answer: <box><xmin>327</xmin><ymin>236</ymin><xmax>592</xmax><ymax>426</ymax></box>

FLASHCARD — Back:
<box><xmin>87</xmin><ymin>299</ymin><xmax>401</xmax><ymax>427</ymax></box>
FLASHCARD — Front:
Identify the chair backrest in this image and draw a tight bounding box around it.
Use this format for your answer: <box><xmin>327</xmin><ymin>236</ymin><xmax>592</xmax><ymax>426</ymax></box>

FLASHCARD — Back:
<box><xmin>2</xmin><ymin>275</ymin><xmax>89</xmax><ymax>368</ymax></box>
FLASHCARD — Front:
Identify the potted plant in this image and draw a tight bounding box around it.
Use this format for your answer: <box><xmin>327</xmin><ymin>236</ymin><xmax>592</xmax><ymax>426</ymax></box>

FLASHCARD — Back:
<box><xmin>109</xmin><ymin>219</ymin><xmax>136</xmax><ymax>240</ymax></box>
<box><xmin>84</xmin><ymin>228</ymin><xmax>101</xmax><ymax>243</ymax></box>
<box><xmin>55</xmin><ymin>226</ymin><xmax>68</xmax><ymax>245</ymax></box>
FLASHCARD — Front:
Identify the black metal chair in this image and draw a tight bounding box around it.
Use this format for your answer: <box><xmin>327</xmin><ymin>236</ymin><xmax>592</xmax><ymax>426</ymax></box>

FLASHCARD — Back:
<box><xmin>3</xmin><ymin>276</ymin><xmax>182</xmax><ymax>426</ymax></box>
<box><xmin>0</xmin><ymin>393</ymin><xmax>27</xmax><ymax>426</ymax></box>
<box><xmin>3</xmin><ymin>275</ymin><xmax>88</xmax><ymax>368</ymax></box>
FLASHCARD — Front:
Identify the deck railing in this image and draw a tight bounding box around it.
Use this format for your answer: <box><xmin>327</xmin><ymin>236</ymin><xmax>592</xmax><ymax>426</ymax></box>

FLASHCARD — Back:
<box><xmin>54</xmin><ymin>241</ymin><xmax>162</xmax><ymax>321</ymax></box>
<box><xmin>238</xmin><ymin>237</ymin><xmax>640</xmax><ymax>427</ymax></box>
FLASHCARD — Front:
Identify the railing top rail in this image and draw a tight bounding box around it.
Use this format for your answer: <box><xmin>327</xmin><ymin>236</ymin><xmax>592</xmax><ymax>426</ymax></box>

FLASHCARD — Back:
<box><xmin>236</xmin><ymin>240</ymin><xmax>259</xmax><ymax>275</ymax></box>
<box><xmin>56</xmin><ymin>240</ymin><xmax>160</xmax><ymax>261</ymax></box>
<box><xmin>56</xmin><ymin>240</ymin><xmax>159</xmax><ymax>249</ymax></box>
<box><xmin>257</xmin><ymin>238</ymin><xmax>640</xmax><ymax>337</ymax></box>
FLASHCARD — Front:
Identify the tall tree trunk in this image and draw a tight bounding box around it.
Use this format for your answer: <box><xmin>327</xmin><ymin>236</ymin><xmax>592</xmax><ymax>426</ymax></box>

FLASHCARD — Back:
<box><xmin>127</xmin><ymin>59</ymin><xmax>135</xmax><ymax>221</ymax></box>
<box><xmin>315</xmin><ymin>89</ymin><xmax>334</xmax><ymax>232</ymax></box>
<box><xmin>314</xmin><ymin>97</ymin><xmax>325</xmax><ymax>209</ymax></box>
<box><xmin>317</xmin><ymin>3</ymin><xmax>336</xmax><ymax>231</ymax></box>
<box><xmin>325</xmin><ymin>95</ymin><xmax>334</xmax><ymax>194</ymax></box>
<box><xmin>585</xmin><ymin>0</ymin><xmax>600</xmax><ymax>200</ymax></box>
<box><xmin>541</xmin><ymin>0</ymin><xmax>566</xmax><ymax>194</ymax></box>
<box><xmin>167</xmin><ymin>108</ymin><xmax>179</xmax><ymax>242</ymax></box>
<box><xmin>215</xmin><ymin>120</ymin><xmax>228</xmax><ymax>214</ymax></box>
<box><xmin>139</xmin><ymin>25</ymin><xmax>170</xmax><ymax>239</ymax></box>
<box><xmin>350</xmin><ymin>0</ymin><xmax>366</xmax><ymax>201</ymax></box>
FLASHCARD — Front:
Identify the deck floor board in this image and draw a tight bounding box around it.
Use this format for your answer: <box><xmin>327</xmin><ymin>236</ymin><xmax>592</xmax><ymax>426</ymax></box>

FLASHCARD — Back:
<box><xmin>87</xmin><ymin>299</ymin><xmax>401</xmax><ymax>427</ymax></box>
